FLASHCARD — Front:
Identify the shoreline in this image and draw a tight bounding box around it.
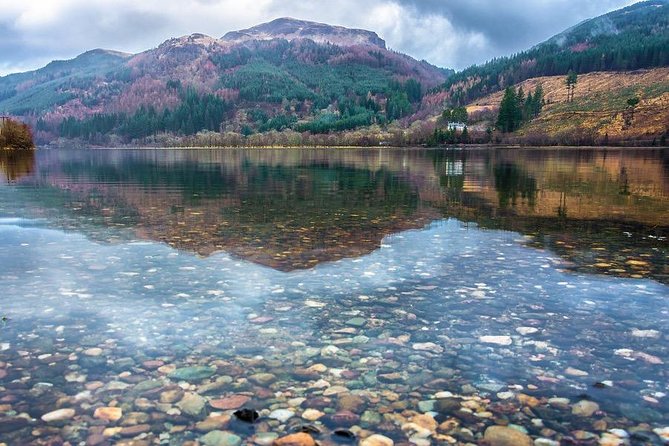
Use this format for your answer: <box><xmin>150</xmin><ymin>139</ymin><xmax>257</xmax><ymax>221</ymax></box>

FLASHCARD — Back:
<box><xmin>37</xmin><ymin>144</ymin><xmax>669</xmax><ymax>151</ymax></box>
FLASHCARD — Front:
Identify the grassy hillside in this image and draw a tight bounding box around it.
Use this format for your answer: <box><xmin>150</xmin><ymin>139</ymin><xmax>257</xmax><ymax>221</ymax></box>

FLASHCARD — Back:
<box><xmin>467</xmin><ymin>68</ymin><xmax>669</xmax><ymax>144</ymax></box>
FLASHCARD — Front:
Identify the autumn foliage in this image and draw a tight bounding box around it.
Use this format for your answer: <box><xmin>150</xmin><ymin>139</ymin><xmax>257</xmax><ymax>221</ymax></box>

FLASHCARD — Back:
<box><xmin>0</xmin><ymin>118</ymin><xmax>34</xmax><ymax>149</ymax></box>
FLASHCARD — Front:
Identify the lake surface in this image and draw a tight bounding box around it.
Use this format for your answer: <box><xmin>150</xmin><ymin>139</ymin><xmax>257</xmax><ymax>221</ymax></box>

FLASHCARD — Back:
<box><xmin>0</xmin><ymin>147</ymin><xmax>668</xmax><ymax>445</ymax></box>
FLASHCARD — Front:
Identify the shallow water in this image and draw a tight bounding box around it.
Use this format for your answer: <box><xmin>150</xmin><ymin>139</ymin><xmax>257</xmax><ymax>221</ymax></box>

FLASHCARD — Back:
<box><xmin>0</xmin><ymin>148</ymin><xmax>668</xmax><ymax>445</ymax></box>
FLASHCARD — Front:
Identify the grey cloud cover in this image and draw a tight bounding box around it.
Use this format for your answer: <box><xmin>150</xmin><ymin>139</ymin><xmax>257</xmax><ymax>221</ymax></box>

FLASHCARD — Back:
<box><xmin>0</xmin><ymin>0</ymin><xmax>637</xmax><ymax>76</ymax></box>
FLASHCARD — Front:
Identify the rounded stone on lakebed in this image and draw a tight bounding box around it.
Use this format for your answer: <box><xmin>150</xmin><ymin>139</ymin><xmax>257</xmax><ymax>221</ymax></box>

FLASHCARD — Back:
<box><xmin>248</xmin><ymin>373</ymin><xmax>276</xmax><ymax>386</ymax></box>
<box><xmin>572</xmin><ymin>400</ymin><xmax>600</xmax><ymax>417</ymax></box>
<box><xmin>484</xmin><ymin>426</ymin><xmax>532</xmax><ymax>446</ymax></box>
<box><xmin>195</xmin><ymin>415</ymin><xmax>231</xmax><ymax>432</ymax></box>
<box><xmin>209</xmin><ymin>394</ymin><xmax>250</xmax><ymax>410</ymax></box>
<box><xmin>360</xmin><ymin>434</ymin><xmax>394</xmax><ymax>446</ymax></box>
<box><xmin>200</xmin><ymin>430</ymin><xmax>242</xmax><ymax>446</ymax></box>
<box><xmin>301</xmin><ymin>408</ymin><xmax>325</xmax><ymax>421</ymax></box>
<box><xmin>269</xmin><ymin>409</ymin><xmax>295</xmax><ymax>423</ymax></box>
<box><xmin>142</xmin><ymin>359</ymin><xmax>165</xmax><ymax>369</ymax></box>
<box><xmin>119</xmin><ymin>424</ymin><xmax>151</xmax><ymax>437</ymax></box>
<box><xmin>273</xmin><ymin>432</ymin><xmax>316</xmax><ymax>446</ymax></box>
<box><xmin>93</xmin><ymin>406</ymin><xmax>122</xmax><ymax>422</ymax></box>
<box><xmin>177</xmin><ymin>392</ymin><xmax>207</xmax><ymax>416</ymax></box>
<box><xmin>168</xmin><ymin>366</ymin><xmax>216</xmax><ymax>382</ymax></box>
<box><xmin>41</xmin><ymin>408</ymin><xmax>76</xmax><ymax>423</ymax></box>
<box><xmin>479</xmin><ymin>335</ymin><xmax>513</xmax><ymax>346</ymax></box>
<box><xmin>83</xmin><ymin>347</ymin><xmax>103</xmax><ymax>356</ymax></box>
<box><xmin>254</xmin><ymin>432</ymin><xmax>279</xmax><ymax>446</ymax></box>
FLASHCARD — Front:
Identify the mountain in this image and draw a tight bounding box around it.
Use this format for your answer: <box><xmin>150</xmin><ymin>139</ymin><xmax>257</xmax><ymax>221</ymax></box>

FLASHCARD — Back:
<box><xmin>0</xmin><ymin>18</ymin><xmax>449</xmax><ymax>145</ymax></box>
<box><xmin>440</xmin><ymin>0</ymin><xmax>669</xmax><ymax>106</ymax></box>
<box><xmin>222</xmin><ymin>17</ymin><xmax>387</xmax><ymax>48</ymax></box>
<box><xmin>0</xmin><ymin>49</ymin><xmax>131</xmax><ymax>116</ymax></box>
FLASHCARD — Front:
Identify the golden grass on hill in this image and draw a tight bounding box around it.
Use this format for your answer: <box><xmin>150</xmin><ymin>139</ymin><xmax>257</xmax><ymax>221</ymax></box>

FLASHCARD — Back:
<box><xmin>468</xmin><ymin>68</ymin><xmax>669</xmax><ymax>141</ymax></box>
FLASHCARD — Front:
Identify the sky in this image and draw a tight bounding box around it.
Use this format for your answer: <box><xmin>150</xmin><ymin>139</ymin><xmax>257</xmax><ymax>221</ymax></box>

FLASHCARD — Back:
<box><xmin>0</xmin><ymin>0</ymin><xmax>638</xmax><ymax>76</ymax></box>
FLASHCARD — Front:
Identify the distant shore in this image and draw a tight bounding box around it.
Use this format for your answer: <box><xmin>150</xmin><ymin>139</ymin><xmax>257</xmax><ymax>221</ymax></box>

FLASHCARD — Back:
<box><xmin>37</xmin><ymin>144</ymin><xmax>668</xmax><ymax>151</ymax></box>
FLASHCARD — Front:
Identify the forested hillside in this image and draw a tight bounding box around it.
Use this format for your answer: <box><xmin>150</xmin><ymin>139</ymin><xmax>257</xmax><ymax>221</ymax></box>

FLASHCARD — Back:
<box><xmin>441</xmin><ymin>0</ymin><xmax>669</xmax><ymax>106</ymax></box>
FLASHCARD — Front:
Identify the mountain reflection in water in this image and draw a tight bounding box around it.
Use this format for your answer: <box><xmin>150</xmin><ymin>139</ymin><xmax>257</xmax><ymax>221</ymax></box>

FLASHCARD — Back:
<box><xmin>1</xmin><ymin>147</ymin><xmax>667</xmax><ymax>281</ymax></box>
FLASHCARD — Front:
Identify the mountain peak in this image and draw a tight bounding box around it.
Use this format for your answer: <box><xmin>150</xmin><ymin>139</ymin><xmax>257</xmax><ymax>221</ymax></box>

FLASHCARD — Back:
<box><xmin>75</xmin><ymin>49</ymin><xmax>132</xmax><ymax>61</ymax></box>
<box><xmin>222</xmin><ymin>17</ymin><xmax>386</xmax><ymax>49</ymax></box>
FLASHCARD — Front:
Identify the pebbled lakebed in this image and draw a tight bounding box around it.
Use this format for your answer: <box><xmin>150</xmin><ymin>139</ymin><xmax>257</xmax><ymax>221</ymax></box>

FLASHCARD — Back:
<box><xmin>0</xmin><ymin>148</ymin><xmax>668</xmax><ymax>446</ymax></box>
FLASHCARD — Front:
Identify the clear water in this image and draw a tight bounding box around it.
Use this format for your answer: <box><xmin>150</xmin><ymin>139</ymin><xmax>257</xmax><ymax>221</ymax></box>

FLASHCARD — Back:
<box><xmin>0</xmin><ymin>148</ymin><xmax>668</xmax><ymax>445</ymax></box>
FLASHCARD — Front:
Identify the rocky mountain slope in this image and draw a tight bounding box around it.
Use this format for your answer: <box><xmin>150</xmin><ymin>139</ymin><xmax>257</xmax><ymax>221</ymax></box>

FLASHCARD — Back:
<box><xmin>222</xmin><ymin>17</ymin><xmax>387</xmax><ymax>48</ymax></box>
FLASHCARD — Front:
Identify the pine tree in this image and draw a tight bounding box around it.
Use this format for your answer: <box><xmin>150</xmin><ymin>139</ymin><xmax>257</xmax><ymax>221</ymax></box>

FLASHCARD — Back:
<box><xmin>496</xmin><ymin>87</ymin><xmax>519</xmax><ymax>133</ymax></box>
<box><xmin>566</xmin><ymin>71</ymin><xmax>578</xmax><ymax>102</ymax></box>
<box><xmin>524</xmin><ymin>92</ymin><xmax>534</xmax><ymax>121</ymax></box>
<box><xmin>515</xmin><ymin>87</ymin><xmax>525</xmax><ymax>125</ymax></box>
<box><xmin>533</xmin><ymin>84</ymin><xmax>544</xmax><ymax>116</ymax></box>
<box><xmin>461</xmin><ymin>126</ymin><xmax>469</xmax><ymax>143</ymax></box>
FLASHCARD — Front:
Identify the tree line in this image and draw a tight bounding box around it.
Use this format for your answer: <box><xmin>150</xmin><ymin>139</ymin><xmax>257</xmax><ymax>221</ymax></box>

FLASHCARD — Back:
<box><xmin>54</xmin><ymin>77</ymin><xmax>425</xmax><ymax>142</ymax></box>
<box><xmin>58</xmin><ymin>88</ymin><xmax>231</xmax><ymax>141</ymax></box>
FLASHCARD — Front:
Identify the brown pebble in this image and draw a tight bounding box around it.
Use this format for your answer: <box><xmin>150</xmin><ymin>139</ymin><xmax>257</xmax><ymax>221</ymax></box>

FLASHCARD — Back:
<box><xmin>86</xmin><ymin>434</ymin><xmax>107</xmax><ymax>446</ymax></box>
<box><xmin>484</xmin><ymin>425</ymin><xmax>532</xmax><ymax>446</ymax></box>
<box><xmin>119</xmin><ymin>424</ymin><xmax>151</xmax><ymax>437</ymax></box>
<box><xmin>142</xmin><ymin>360</ymin><xmax>164</xmax><ymax>370</ymax></box>
<box><xmin>194</xmin><ymin>415</ymin><xmax>231</xmax><ymax>432</ymax></box>
<box><xmin>273</xmin><ymin>432</ymin><xmax>316</xmax><ymax>446</ymax></box>
<box><xmin>209</xmin><ymin>394</ymin><xmax>250</xmax><ymax>410</ymax></box>
<box><xmin>592</xmin><ymin>420</ymin><xmax>607</xmax><ymax>431</ymax></box>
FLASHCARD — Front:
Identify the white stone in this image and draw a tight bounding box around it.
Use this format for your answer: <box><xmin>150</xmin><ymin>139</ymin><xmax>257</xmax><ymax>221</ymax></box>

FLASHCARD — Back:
<box><xmin>360</xmin><ymin>434</ymin><xmax>394</xmax><ymax>446</ymax></box>
<box><xmin>631</xmin><ymin>329</ymin><xmax>661</xmax><ymax>338</ymax></box>
<box><xmin>302</xmin><ymin>409</ymin><xmax>325</xmax><ymax>421</ymax></box>
<box><xmin>653</xmin><ymin>427</ymin><xmax>669</xmax><ymax>441</ymax></box>
<box><xmin>516</xmin><ymin>327</ymin><xmax>539</xmax><ymax>335</ymax></box>
<box><xmin>534</xmin><ymin>439</ymin><xmax>560</xmax><ymax>446</ymax></box>
<box><xmin>479</xmin><ymin>335</ymin><xmax>513</xmax><ymax>346</ymax></box>
<box><xmin>433</xmin><ymin>391</ymin><xmax>454</xmax><ymax>399</ymax></box>
<box><xmin>412</xmin><ymin>342</ymin><xmax>444</xmax><ymax>353</ymax></box>
<box><xmin>565</xmin><ymin>367</ymin><xmax>589</xmax><ymax>377</ymax></box>
<box><xmin>269</xmin><ymin>409</ymin><xmax>295</xmax><ymax>423</ymax></box>
<box><xmin>608</xmin><ymin>429</ymin><xmax>628</xmax><ymax>438</ymax></box>
<box><xmin>41</xmin><ymin>408</ymin><xmax>76</xmax><ymax>423</ymax></box>
<box><xmin>320</xmin><ymin>345</ymin><xmax>339</xmax><ymax>357</ymax></box>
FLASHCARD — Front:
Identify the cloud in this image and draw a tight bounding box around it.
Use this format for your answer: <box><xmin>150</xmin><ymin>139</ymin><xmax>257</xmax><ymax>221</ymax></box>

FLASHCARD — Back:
<box><xmin>0</xmin><ymin>0</ymin><xmax>638</xmax><ymax>76</ymax></box>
